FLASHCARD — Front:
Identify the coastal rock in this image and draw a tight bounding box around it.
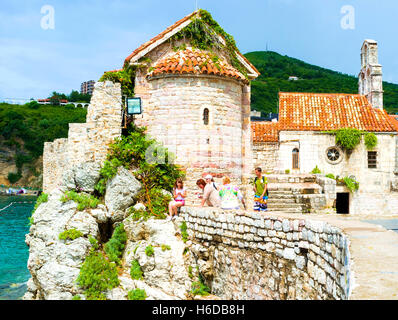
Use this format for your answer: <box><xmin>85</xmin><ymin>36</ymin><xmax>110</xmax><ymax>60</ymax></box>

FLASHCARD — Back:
<box><xmin>89</xmin><ymin>204</ymin><xmax>109</xmax><ymax>224</ymax></box>
<box><xmin>133</xmin><ymin>202</ymin><xmax>146</xmax><ymax>211</ymax></box>
<box><xmin>74</xmin><ymin>162</ymin><xmax>102</xmax><ymax>193</ymax></box>
<box><xmin>106</xmin><ymin>276</ymin><xmax>178</xmax><ymax>300</ymax></box>
<box><xmin>105</xmin><ymin>167</ymin><xmax>141</xmax><ymax>221</ymax></box>
<box><xmin>24</xmin><ymin>188</ymin><xmax>97</xmax><ymax>300</ymax></box>
<box><xmin>122</xmin><ymin>217</ymin><xmax>192</xmax><ymax>299</ymax></box>
<box><xmin>60</xmin><ymin>161</ymin><xmax>101</xmax><ymax>193</ymax></box>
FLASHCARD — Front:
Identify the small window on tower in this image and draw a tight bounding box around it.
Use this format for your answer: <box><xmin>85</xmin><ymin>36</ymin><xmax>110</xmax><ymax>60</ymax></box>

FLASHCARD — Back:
<box><xmin>368</xmin><ymin>151</ymin><xmax>377</xmax><ymax>169</ymax></box>
<box><xmin>203</xmin><ymin>108</ymin><xmax>209</xmax><ymax>125</ymax></box>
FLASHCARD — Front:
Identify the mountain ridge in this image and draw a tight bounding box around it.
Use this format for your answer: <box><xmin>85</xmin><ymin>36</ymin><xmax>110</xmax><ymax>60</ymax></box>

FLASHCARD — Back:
<box><xmin>244</xmin><ymin>51</ymin><xmax>398</xmax><ymax>114</ymax></box>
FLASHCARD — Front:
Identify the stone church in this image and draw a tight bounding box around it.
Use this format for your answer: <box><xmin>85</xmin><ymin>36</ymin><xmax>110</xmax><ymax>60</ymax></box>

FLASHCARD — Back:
<box><xmin>43</xmin><ymin>11</ymin><xmax>398</xmax><ymax>215</ymax></box>
<box><xmin>252</xmin><ymin>40</ymin><xmax>398</xmax><ymax>215</ymax></box>
<box><xmin>43</xmin><ymin>10</ymin><xmax>260</xmax><ymax>206</ymax></box>
<box><xmin>122</xmin><ymin>10</ymin><xmax>260</xmax><ymax>203</ymax></box>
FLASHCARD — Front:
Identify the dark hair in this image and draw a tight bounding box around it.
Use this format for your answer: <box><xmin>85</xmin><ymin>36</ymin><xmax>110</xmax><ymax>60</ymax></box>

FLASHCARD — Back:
<box><xmin>255</xmin><ymin>167</ymin><xmax>262</xmax><ymax>172</ymax></box>
<box><xmin>174</xmin><ymin>178</ymin><xmax>184</xmax><ymax>189</ymax></box>
<box><xmin>196</xmin><ymin>179</ymin><xmax>206</xmax><ymax>187</ymax></box>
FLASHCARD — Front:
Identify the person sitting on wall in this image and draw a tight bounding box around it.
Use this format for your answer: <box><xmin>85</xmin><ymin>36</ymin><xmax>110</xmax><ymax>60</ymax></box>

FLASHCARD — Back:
<box><xmin>196</xmin><ymin>179</ymin><xmax>206</xmax><ymax>200</ymax></box>
<box><xmin>219</xmin><ymin>176</ymin><xmax>245</xmax><ymax>210</ymax></box>
<box><xmin>200</xmin><ymin>174</ymin><xmax>221</xmax><ymax>208</ymax></box>
<box><xmin>167</xmin><ymin>178</ymin><xmax>186</xmax><ymax>221</ymax></box>
<box><xmin>253</xmin><ymin>167</ymin><xmax>268</xmax><ymax>211</ymax></box>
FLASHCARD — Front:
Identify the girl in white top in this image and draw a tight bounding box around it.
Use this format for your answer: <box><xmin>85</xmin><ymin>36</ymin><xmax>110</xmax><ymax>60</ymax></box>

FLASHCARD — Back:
<box><xmin>167</xmin><ymin>178</ymin><xmax>186</xmax><ymax>221</ymax></box>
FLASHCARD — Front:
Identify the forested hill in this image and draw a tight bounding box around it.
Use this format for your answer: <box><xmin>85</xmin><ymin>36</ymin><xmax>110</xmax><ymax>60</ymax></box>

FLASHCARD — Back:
<box><xmin>244</xmin><ymin>51</ymin><xmax>398</xmax><ymax>114</ymax></box>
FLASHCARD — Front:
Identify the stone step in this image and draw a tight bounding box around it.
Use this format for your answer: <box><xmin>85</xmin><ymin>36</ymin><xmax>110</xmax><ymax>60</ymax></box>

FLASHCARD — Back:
<box><xmin>267</xmin><ymin>207</ymin><xmax>305</xmax><ymax>213</ymax></box>
<box><xmin>268</xmin><ymin>187</ymin><xmax>292</xmax><ymax>192</ymax></box>
<box><xmin>268</xmin><ymin>183</ymin><xmax>322</xmax><ymax>195</ymax></box>
<box><xmin>266</xmin><ymin>174</ymin><xmax>317</xmax><ymax>184</ymax></box>
<box><xmin>268</xmin><ymin>192</ymin><xmax>294</xmax><ymax>199</ymax></box>
<box><xmin>267</xmin><ymin>205</ymin><xmax>305</xmax><ymax>211</ymax></box>
<box><xmin>267</xmin><ymin>199</ymin><xmax>297</xmax><ymax>204</ymax></box>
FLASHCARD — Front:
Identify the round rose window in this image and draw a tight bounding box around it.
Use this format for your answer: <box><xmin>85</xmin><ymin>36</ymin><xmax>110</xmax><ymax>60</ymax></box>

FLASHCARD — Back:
<box><xmin>326</xmin><ymin>147</ymin><xmax>342</xmax><ymax>164</ymax></box>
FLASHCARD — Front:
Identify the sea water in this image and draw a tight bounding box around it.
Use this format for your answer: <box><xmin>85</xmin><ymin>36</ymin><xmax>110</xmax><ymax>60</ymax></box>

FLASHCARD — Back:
<box><xmin>0</xmin><ymin>195</ymin><xmax>36</xmax><ymax>300</ymax></box>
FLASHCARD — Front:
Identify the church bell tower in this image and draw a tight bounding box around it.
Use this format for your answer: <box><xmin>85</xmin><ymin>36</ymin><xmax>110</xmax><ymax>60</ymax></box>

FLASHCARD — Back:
<box><xmin>358</xmin><ymin>40</ymin><xmax>383</xmax><ymax>110</ymax></box>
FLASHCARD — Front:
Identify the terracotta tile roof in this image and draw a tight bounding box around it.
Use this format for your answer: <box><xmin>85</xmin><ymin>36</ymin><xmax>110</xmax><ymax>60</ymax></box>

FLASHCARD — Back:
<box><xmin>252</xmin><ymin>122</ymin><xmax>280</xmax><ymax>142</ymax></box>
<box><xmin>278</xmin><ymin>92</ymin><xmax>398</xmax><ymax>132</ymax></box>
<box><xmin>389</xmin><ymin>115</ymin><xmax>398</xmax><ymax>131</ymax></box>
<box><xmin>123</xmin><ymin>10</ymin><xmax>259</xmax><ymax>78</ymax></box>
<box><xmin>148</xmin><ymin>49</ymin><xmax>247</xmax><ymax>82</ymax></box>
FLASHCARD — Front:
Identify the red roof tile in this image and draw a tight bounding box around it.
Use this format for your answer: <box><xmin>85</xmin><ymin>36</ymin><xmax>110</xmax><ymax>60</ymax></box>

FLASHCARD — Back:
<box><xmin>252</xmin><ymin>122</ymin><xmax>280</xmax><ymax>142</ymax></box>
<box><xmin>389</xmin><ymin>115</ymin><xmax>398</xmax><ymax>131</ymax></box>
<box><xmin>149</xmin><ymin>49</ymin><xmax>247</xmax><ymax>82</ymax></box>
<box><xmin>278</xmin><ymin>92</ymin><xmax>398</xmax><ymax>132</ymax></box>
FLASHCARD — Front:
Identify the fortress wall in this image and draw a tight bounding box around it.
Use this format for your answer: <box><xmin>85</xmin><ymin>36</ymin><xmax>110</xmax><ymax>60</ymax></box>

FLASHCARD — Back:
<box><xmin>183</xmin><ymin>207</ymin><xmax>352</xmax><ymax>300</ymax></box>
<box><xmin>42</xmin><ymin>81</ymin><xmax>122</xmax><ymax>194</ymax></box>
<box><xmin>43</xmin><ymin>138</ymin><xmax>68</xmax><ymax>193</ymax></box>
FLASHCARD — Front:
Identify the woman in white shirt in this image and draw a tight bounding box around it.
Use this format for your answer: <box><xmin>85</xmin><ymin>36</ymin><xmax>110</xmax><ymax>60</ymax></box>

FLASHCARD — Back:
<box><xmin>167</xmin><ymin>178</ymin><xmax>186</xmax><ymax>221</ymax></box>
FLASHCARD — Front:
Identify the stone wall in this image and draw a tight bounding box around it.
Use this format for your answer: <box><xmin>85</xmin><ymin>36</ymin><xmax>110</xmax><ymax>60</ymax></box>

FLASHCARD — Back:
<box><xmin>183</xmin><ymin>207</ymin><xmax>352</xmax><ymax>300</ymax></box>
<box><xmin>43</xmin><ymin>138</ymin><xmax>68</xmax><ymax>193</ymax></box>
<box><xmin>252</xmin><ymin>142</ymin><xmax>279</xmax><ymax>173</ymax></box>
<box><xmin>315</xmin><ymin>175</ymin><xmax>337</xmax><ymax>208</ymax></box>
<box><xmin>43</xmin><ymin>81</ymin><xmax>122</xmax><ymax>193</ymax></box>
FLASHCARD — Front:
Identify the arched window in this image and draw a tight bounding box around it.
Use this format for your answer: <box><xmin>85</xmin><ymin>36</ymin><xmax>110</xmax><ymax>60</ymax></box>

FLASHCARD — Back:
<box><xmin>203</xmin><ymin>108</ymin><xmax>209</xmax><ymax>125</ymax></box>
<box><xmin>292</xmin><ymin>148</ymin><xmax>299</xmax><ymax>169</ymax></box>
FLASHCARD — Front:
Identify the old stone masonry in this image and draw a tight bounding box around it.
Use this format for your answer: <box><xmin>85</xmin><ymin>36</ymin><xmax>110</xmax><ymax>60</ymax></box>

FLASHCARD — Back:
<box><xmin>26</xmin><ymin>10</ymin><xmax>398</xmax><ymax>300</ymax></box>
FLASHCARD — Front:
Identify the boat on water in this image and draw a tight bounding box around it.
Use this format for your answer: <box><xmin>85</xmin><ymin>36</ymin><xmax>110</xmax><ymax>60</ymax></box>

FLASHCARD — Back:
<box><xmin>0</xmin><ymin>187</ymin><xmax>41</xmax><ymax>196</ymax></box>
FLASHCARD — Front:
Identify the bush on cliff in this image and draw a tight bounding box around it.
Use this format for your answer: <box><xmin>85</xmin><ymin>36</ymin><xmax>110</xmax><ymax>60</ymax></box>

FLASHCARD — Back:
<box><xmin>60</xmin><ymin>190</ymin><xmax>100</xmax><ymax>211</ymax></box>
<box><xmin>59</xmin><ymin>228</ymin><xmax>83</xmax><ymax>241</ymax></box>
<box><xmin>127</xmin><ymin>288</ymin><xmax>147</xmax><ymax>300</ymax></box>
<box><xmin>191</xmin><ymin>272</ymin><xmax>210</xmax><ymax>296</ymax></box>
<box><xmin>145</xmin><ymin>245</ymin><xmax>154</xmax><ymax>257</ymax></box>
<box><xmin>33</xmin><ymin>192</ymin><xmax>48</xmax><ymax>209</ymax></box>
<box><xmin>28</xmin><ymin>192</ymin><xmax>49</xmax><ymax>225</ymax></box>
<box><xmin>180</xmin><ymin>221</ymin><xmax>188</xmax><ymax>243</ymax></box>
<box><xmin>130</xmin><ymin>259</ymin><xmax>143</xmax><ymax>280</ymax></box>
<box><xmin>95</xmin><ymin>123</ymin><xmax>183</xmax><ymax>219</ymax></box>
<box><xmin>76</xmin><ymin>251</ymin><xmax>119</xmax><ymax>300</ymax></box>
<box><xmin>104</xmin><ymin>223</ymin><xmax>127</xmax><ymax>265</ymax></box>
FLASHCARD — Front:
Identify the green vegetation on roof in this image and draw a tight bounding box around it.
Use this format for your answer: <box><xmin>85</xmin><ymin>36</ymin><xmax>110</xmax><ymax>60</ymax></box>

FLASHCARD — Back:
<box><xmin>170</xmin><ymin>9</ymin><xmax>248</xmax><ymax>79</ymax></box>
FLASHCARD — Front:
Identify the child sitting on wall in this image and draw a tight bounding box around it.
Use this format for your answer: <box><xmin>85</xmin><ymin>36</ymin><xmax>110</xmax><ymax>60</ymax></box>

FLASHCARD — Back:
<box><xmin>167</xmin><ymin>178</ymin><xmax>186</xmax><ymax>221</ymax></box>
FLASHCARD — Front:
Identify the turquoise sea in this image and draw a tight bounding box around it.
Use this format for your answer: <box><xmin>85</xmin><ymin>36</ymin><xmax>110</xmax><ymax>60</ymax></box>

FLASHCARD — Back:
<box><xmin>0</xmin><ymin>195</ymin><xmax>36</xmax><ymax>300</ymax></box>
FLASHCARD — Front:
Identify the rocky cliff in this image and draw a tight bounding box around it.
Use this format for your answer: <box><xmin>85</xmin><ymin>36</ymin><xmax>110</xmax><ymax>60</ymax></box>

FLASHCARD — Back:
<box><xmin>23</xmin><ymin>162</ymin><xmax>199</xmax><ymax>300</ymax></box>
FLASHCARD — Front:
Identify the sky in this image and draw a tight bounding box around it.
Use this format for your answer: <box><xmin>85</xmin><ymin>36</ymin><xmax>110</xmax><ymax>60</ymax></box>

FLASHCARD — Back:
<box><xmin>1</xmin><ymin>0</ymin><xmax>397</xmax><ymax>100</ymax></box>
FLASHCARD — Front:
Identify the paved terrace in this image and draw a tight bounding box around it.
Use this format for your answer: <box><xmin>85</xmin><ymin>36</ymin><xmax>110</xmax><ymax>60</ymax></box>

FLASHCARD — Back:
<box><xmin>257</xmin><ymin>211</ymin><xmax>398</xmax><ymax>300</ymax></box>
<box><xmin>184</xmin><ymin>206</ymin><xmax>398</xmax><ymax>300</ymax></box>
